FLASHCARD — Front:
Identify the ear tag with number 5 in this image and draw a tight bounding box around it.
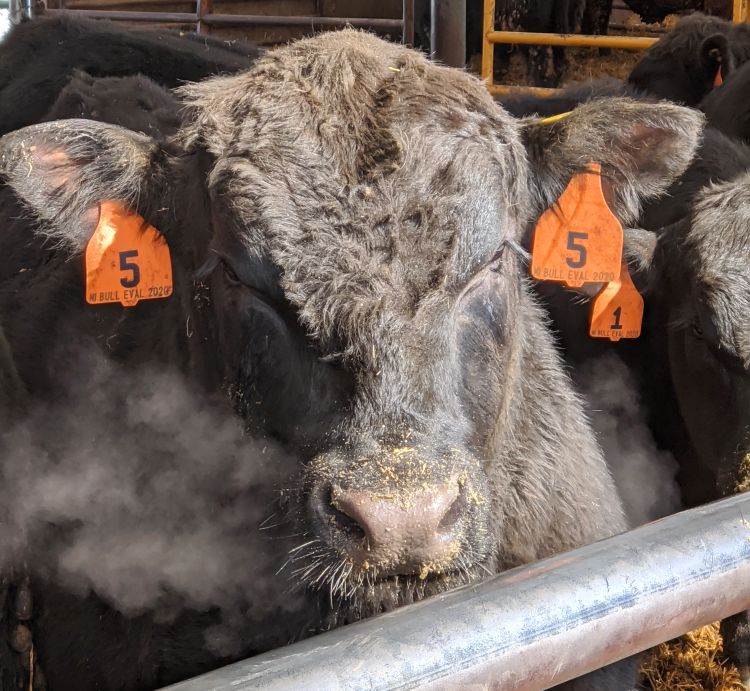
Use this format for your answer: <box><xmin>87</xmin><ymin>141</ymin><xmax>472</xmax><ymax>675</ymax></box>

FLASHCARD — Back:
<box><xmin>85</xmin><ymin>201</ymin><xmax>173</xmax><ymax>307</ymax></box>
<box><xmin>589</xmin><ymin>261</ymin><xmax>643</xmax><ymax>341</ymax></box>
<box><xmin>530</xmin><ymin>163</ymin><xmax>623</xmax><ymax>288</ymax></box>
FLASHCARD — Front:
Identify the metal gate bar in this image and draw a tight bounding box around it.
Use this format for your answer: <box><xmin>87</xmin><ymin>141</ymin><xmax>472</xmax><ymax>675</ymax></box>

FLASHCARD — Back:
<box><xmin>38</xmin><ymin>1</ymin><xmax>415</xmax><ymax>44</ymax></box>
<box><xmin>160</xmin><ymin>493</ymin><xmax>750</xmax><ymax>690</ymax></box>
<box><xmin>42</xmin><ymin>8</ymin><xmax>405</xmax><ymax>30</ymax></box>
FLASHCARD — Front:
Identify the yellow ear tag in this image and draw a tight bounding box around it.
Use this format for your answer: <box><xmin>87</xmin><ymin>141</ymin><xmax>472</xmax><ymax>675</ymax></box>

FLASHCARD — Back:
<box><xmin>530</xmin><ymin>162</ymin><xmax>623</xmax><ymax>289</ymax></box>
<box><xmin>85</xmin><ymin>201</ymin><xmax>173</xmax><ymax>307</ymax></box>
<box><xmin>537</xmin><ymin>111</ymin><xmax>572</xmax><ymax>125</ymax></box>
<box><xmin>589</xmin><ymin>261</ymin><xmax>644</xmax><ymax>341</ymax></box>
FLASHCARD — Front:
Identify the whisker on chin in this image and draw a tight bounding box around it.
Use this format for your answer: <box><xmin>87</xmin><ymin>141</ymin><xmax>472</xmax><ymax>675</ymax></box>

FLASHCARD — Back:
<box><xmin>281</xmin><ymin>528</ymin><xmax>494</xmax><ymax>626</ymax></box>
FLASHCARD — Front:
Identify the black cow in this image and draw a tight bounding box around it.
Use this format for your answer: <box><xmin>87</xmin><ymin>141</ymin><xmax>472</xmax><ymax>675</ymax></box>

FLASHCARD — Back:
<box><xmin>497</xmin><ymin>76</ymin><xmax>650</xmax><ymax>117</ymax></box>
<box><xmin>623</xmin><ymin>0</ymin><xmax>704</xmax><ymax>23</ymax></box>
<box><xmin>700</xmin><ymin>60</ymin><xmax>750</xmax><ymax>144</ymax></box>
<box><xmin>502</xmin><ymin>75</ymin><xmax>750</xmax><ymax>678</ymax></box>
<box><xmin>630</xmin><ymin>166</ymin><xmax>750</xmax><ymax>683</ymax></box>
<box><xmin>0</xmin><ymin>30</ymin><xmax>703</xmax><ymax>690</ymax></box>
<box><xmin>0</xmin><ymin>15</ymin><xmax>260</xmax><ymax>136</ymax></box>
<box><xmin>526</xmin><ymin>123</ymin><xmax>750</xmax><ymax>681</ymax></box>
<box><xmin>499</xmin><ymin>80</ymin><xmax>750</xmax><ymax>678</ymax></box>
<box><xmin>628</xmin><ymin>12</ymin><xmax>750</xmax><ymax>105</ymax></box>
<box><xmin>494</xmin><ymin>0</ymin><xmax>587</xmax><ymax>87</ymax></box>
<box><xmin>581</xmin><ymin>0</ymin><xmax>615</xmax><ymax>37</ymax></box>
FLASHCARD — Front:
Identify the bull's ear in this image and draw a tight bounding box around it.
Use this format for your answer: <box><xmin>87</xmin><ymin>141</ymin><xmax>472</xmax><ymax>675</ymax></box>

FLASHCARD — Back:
<box><xmin>701</xmin><ymin>33</ymin><xmax>733</xmax><ymax>81</ymax></box>
<box><xmin>521</xmin><ymin>97</ymin><xmax>704</xmax><ymax>225</ymax></box>
<box><xmin>0</xmin><ymin>119</ymin><xmax>166</xmax><ymax>252</ymax></box>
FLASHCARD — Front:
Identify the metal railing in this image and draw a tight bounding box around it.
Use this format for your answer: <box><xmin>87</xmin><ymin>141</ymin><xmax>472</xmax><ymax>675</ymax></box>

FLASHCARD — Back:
<box><xmin>37</xmin><ymin>0</ymin><xmax>415</xmax><ymax>44</ymax></box>
<box><xmin>482</xmin><ymin>0</ymin><xmax>750</xmax><ymax>97</ymax></box>
<box><xmin>160</xmin><ymin>493</ymin><xmax>750</xmax><ymax>690</ymax></box>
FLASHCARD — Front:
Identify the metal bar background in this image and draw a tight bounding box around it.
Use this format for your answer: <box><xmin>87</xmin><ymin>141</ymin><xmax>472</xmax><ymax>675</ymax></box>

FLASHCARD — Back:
<box><xmin>482</xmin><ymin>0</ymin><xmax>747</xmax><ymax>99</ymax></box>
<box><xmin>480</xmin><ymin>0</ymin><xmax>494</xmax><ymax>89</ymax></box>
<box><xmin>41</xmin><ymin>8</ymin><xmax>405</xmax><ymax>29</ymax></box>
<box><xmin>161</xmin><ymin>493</ymin><xmax>750</xmax><ymax>691</ymax></box>
<box><xmin>196</xmin><ymin>0</ymin><xmax>211</xmax><ymax>34</ymax></box>
<box><xmin>202</xmin><ymin>14</ymin><xmax>403</xmax><ymax>30</ymax></box>
<box><xmin>402</xmin><ymin>0</ymin><xmax>414</xmax><ymax>45</ymax></box>
<box><xmin>488</xmin><ymin>30</ymin><xmax>657</xmax><ymax>49</ymax></box>
<box><xmin>430</xmin><ymin>0</ymin><xmax>466</xmax><ymax>67</ymax></box>
<box><xmin>733</xmin><ymin>0</ymin><xmax>748</xmax><ymax>22</ymax></box>
<box><xmin>43</xmin><ymin>7</ymin><xmax>194</xmax><ymax>20</ymax></box>
<box><xmin>37</xmin><ymin>1</ymin><xmax>416</xmax><ymax>42</ymax></box>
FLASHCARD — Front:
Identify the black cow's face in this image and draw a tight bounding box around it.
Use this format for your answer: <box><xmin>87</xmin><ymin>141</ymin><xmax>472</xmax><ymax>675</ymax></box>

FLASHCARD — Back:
<box><xmin>629</xmin><ymin>56</ymin><xmax>704</xmax><ymax>106</ymax></box>
<box><xmin>0</xmin><ymin>30</ymin><xmax>704</xmax><ymax>625</ymax></box>
<box><xmin>657</xmin><ymin>178</ymin><xmax>750</xmax><ymax>495</ymax></box>
<box><xmin>628</xmin><ymin>17</ymin><xmax>733</xmax><ymax>107</ymax></box>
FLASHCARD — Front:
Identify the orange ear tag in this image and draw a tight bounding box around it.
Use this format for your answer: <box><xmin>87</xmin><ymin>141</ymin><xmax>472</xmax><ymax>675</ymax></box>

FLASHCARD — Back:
<box><xmin>530</xmin><ymin>163</ymin><xmax>623</xmax><ymax>289</ymax></box>
<box><xmin>714</xmin><ymin>65</ymin><xmax>723</xmax><ymax>87</ymax></box>
<box><xmin>85</xmin><ymin>201</ymin><xmax>173</xmax><ymax>307</ymax></box>
<box><xmin>589</xmin><ymin>261</ymin><xmax>644</xmax><ymax>341</ymax></box>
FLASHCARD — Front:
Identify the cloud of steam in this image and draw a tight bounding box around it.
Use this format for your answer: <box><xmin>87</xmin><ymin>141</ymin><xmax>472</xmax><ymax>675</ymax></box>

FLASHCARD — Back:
<box><xmin>575</xmin><ymin>353</ymin><xmax>682</xmax><ymax>527</ymax></box>
<box><xmin>0</xmin><ymin>348</ymin><xmax>315</xmax><ymax>655</ymax></box>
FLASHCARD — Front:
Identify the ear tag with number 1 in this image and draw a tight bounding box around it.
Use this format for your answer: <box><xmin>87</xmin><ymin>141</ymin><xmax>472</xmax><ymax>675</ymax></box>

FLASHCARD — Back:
<box><xmin>85</xmin><ymin>201</ymin><xmax>173</xmax><ymax>307</ymax></box>
<box><xmin>530</xmin><ymin>162</ymin><xmax>623</xmax><ymax>288</ymax></box>
<box><xmin>714</xmin><ymin>64</ymin><xmax>723</xmax><ymax>87</ymax></box>
<box><xmin>589</xmin><ymin>261</ymin><xmax>644</xmax><ymax>341</ymax></box>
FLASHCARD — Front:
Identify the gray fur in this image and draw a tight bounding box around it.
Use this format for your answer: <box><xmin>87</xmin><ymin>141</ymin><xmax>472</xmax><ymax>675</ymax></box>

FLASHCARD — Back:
<box><xmin>686</xmin><ymin>175</ymin><xmax>750</xmax><ymax>366</ymax></box>
<box><xmin>0</xmin><ymin>29</ymin><xmax>705</xmax><ymax>688</ymax></box>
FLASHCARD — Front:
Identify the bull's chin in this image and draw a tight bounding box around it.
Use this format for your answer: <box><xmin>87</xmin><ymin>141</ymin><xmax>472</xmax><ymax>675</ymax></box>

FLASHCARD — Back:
<box><xmin>322</xmin><ymin>564</ymin><xmax>488</xmax><ymax>628</ymax></box>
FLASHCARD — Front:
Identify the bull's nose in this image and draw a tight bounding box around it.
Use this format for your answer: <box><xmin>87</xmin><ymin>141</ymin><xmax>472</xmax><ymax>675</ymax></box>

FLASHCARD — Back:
<box><xmin>328</xmin><ymin>481</ymin><xmax>463</xmax><ymax>572</ymax></box>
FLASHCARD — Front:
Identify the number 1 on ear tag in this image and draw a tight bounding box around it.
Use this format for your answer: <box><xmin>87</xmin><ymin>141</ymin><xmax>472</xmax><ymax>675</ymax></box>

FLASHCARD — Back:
<box><xmin>530</xmin><ymin>163</ymin><xmax>623</xmax><ymax>288</ymax></box>
<box><xmin>85</xmin><ymin>201</ymin><xmax>173</xmax><ymax>307</ymax></box>
<box><xmin>589</xmin><ymin>261</ymin><xmax>644</xmax><ymax>341</ymax></box>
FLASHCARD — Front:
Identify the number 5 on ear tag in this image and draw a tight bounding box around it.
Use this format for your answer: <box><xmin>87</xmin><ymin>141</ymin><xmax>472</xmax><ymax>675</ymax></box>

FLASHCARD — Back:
<box><xmin>85</xmin><ymin>201</ymin><xmax>173</xmax><ymax>307</ymax></box>
<box><xmin>589</xmin><ymin>261</ymin><xmax>644</xmax><ymax>341</ymax></box>
<box><xmin>530</xmin><ymin>163</ymin><xmax>623</xmax><ymax>288</ymax></box>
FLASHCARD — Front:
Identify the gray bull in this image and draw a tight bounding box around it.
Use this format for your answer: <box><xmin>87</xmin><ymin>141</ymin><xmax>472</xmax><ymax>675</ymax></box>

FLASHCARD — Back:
<box><xmin>0</xmin><ymin>30</ymin><xmax>702</xmax><ymax>689</ymax></box>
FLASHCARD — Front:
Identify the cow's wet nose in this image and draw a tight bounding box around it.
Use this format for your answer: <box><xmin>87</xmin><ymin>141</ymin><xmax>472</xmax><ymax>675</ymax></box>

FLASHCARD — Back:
<box><xmin>327</xmin><ymin>481</ymin><xmax>463</xmax><ymax>572</ymax></box>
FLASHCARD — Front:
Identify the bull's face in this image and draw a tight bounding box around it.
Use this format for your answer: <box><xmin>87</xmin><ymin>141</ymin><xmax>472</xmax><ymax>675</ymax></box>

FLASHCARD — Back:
<box><xmin>656</xmin><ymin>176</ymin><xmax>750</xmax><ymax>496</ymax></box>
<box><xmin>0</xmin><ymin>31</ymin><xmax>703</xmax><ymax>625</ymax></box>
<box><xmin>199</xmin><ymin>219</ymin><xmax>507</xmax><ymax>618</ymax></box>
<box><xmin>193</xmin><ymin>66</ymin><xmax>528</xmax><ymax>614</ymax></box>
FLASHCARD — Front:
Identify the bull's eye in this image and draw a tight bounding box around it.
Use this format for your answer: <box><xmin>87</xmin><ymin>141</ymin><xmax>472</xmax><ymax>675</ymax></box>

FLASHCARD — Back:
<box><xmin>222</xmin><ymin>260</ymin><xmax>242</xmax><ymax>286</ymax></box>
<box><xmin>691</xmin><ymin>321</ymin><xmax>704</xmax><ymax>340</ymax></box>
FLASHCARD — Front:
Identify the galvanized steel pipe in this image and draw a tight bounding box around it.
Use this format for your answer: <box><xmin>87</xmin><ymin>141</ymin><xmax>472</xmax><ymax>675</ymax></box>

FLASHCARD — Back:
<box><xmin>430</xmin><ymin>0</ymin><xmax>466</xmax><ymax>67</ymax></box>
<box><xmin>8</xmin><ymin>0</ymin><xmax>23</xmax><ymax>24</ymax></box>
<box><xmin>162</xmin><ymin>493</ymin><xmax>750</xmax><ymax>690</ymax></box>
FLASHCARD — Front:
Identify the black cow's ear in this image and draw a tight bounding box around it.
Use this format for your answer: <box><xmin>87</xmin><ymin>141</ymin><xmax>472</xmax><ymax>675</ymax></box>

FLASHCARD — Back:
<box><xmin>520</xmin><ymin>97</ymin><xmax>704</xmax><ymax>225</ymax></box>
<box><xmin>0</xmin><ymin>119</ymin><xmax>167</xmax><ymax>252</ymax></box>
<box><xmin>701</xmin><ymin>33</ymin><xmax>733</xmax><ymax>80</ymax></box>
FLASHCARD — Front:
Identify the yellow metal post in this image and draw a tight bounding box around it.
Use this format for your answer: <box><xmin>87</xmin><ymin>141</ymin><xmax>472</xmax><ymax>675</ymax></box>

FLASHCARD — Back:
<box><xmin>488</xmin><ymin>84</ymin><xmax>560</xmax><ymax>98</ymax></box>
<box><xmin>481</xmin><ymin>0</ymin><xmax>496</xmax><ymax>88</ymax></box>
<box><xmin>733</xmin><ymin>0</ymin><xmax>748</xmax><ymax>22</ymax></box>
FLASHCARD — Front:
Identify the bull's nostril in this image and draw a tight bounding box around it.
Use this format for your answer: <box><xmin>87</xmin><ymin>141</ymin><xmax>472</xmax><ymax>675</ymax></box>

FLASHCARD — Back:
<box><xmin>437</xmin><ymin>486</ymin><xmax>466</xmax><ymax>532</ymax></box>
<box><xmin>328</xmin><ymin>488</ymin><xmax>367</xmax><ymax>541</ymax></box>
